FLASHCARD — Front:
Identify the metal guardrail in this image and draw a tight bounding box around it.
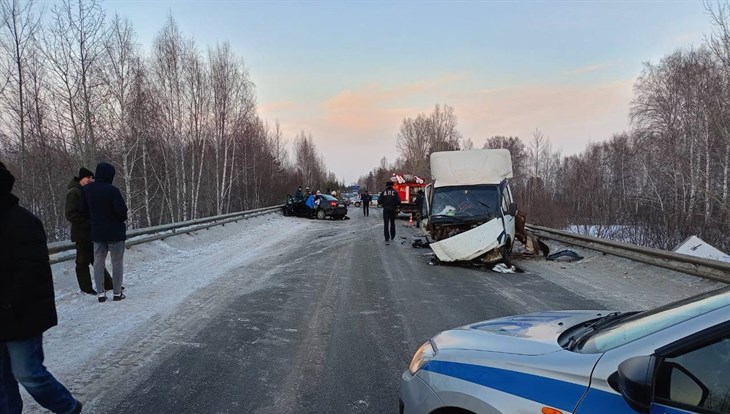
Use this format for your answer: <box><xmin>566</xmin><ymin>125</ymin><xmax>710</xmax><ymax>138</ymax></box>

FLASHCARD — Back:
<box><xmin>49</xmin><ymin>205</ymin><xmax>282</xmax><ymax>264</ymax></box>
<box><xmin>526</xmin><ymin>224</ymin><xmax>730</xmax><ymax>284</ymax></box>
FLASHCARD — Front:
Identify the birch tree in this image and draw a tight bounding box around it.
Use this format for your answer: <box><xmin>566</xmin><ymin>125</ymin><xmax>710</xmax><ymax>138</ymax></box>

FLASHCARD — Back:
<box><xmin>0</xmin><ymin>0</ymin><xmax>42</xmax><ymax>189</ymax></box>
<box><xmin>45</xmin><ymin>0</ymin><xmax>106</xmax><ymax>165</ymax></box>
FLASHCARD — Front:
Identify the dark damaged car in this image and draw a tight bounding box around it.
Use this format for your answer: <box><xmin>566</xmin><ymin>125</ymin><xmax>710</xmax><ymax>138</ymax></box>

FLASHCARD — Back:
<box><xmin>282</xmin><ymin>194</ymin><xmax>347</xmax><ymax>220</ymax></box>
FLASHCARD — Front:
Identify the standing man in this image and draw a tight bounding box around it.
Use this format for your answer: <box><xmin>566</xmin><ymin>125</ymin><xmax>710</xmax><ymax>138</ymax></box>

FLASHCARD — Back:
<box><xmin>305</xmin><ymin>191</ymin><xmax>316</xmax><ymax>217</ymax></box>
<box><xmin>379</xmin><ymin>181</ymin><xmax>401</xmax><ymax>243</ymax></box>
<box><xmin>294</xmin><ymin>186</ymin><xmax>304</xmax><ymax>202</ymax></box>
<box><xmin>360</xmin><ymin>191</ymin><xmax>370</xmax><ymax>216</ymax></box>
<box><xmin>65</xmin><ymin>167</ymin><xmax>113</xmax><ymax>295</ymax></box>
<box><xmin>415</xmin><ymin>189</ymin><xmax>425</xmax><ymax>228</ymax></box>
<box><xmin>0</xmin><ymin>161</ymin><xmax>82</xmax><ymax>414</ymax></box>
<box><xmin>80</xmin><ymin>162</ymin><xmax>128</xmax><ymax>303</ymax></box>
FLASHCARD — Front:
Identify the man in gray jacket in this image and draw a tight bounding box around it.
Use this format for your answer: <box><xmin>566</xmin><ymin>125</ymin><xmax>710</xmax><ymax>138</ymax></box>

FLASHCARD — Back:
<box><xmin>80</xmin><ymin>162</ymin><xmax>128</xmax><ymax>303</ymax></box>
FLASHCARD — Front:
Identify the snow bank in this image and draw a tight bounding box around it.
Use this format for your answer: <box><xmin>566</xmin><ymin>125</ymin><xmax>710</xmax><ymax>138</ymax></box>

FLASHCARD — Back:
<box><xmin>23</xmin><ymin>213</ymin><xmax>308</xmax><ymax>412</ymax></box>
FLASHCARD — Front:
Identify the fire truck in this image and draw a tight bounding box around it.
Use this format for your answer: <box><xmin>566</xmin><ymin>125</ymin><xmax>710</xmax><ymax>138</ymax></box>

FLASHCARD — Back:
<box><xmin>389</xmin><ymin>173</ymin><xmax>428</xmax><ymax>215</ymax></box>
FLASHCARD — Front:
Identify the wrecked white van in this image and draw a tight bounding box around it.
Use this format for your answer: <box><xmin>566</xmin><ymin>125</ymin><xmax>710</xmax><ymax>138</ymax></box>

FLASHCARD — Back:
<box><xmin>424</xmin><ymin>149</ymin><xmax>517</xmax><ymax>263</ymax></box>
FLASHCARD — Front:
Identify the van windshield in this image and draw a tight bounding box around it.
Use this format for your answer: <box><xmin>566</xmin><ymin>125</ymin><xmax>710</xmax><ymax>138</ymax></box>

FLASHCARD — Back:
<box><xmin>431</xmin><ymin>185</ymin><xmax>499</xmax><ymax>220</ymax></box>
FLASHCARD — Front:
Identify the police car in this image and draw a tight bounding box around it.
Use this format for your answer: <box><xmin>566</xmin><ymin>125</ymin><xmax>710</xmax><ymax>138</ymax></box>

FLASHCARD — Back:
<box><xmin>400</xmin><ymin>286</ymin><xmax>730</xmax><ymax>414</ymax></box>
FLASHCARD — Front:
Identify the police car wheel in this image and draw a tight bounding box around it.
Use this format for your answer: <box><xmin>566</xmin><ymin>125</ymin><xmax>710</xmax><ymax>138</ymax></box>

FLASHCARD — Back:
<box><xmin>429</xmin><ymin>408</ymin><xmax>475</xmax><ymax>414</ymax></box>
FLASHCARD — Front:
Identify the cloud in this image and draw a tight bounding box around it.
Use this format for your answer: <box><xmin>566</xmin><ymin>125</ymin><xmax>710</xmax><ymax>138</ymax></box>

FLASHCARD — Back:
<box><xmin>672</xmin><ymin>32</ymin><xmax>703</xmax><ymax>44</ymax></box>
<box><xmin>257</xmin><ymin>74</ymin><xmax>635</xmax><ymax>181</ymax></box>
<box><xmin>258</xmin><ymin>100</ymin><xmax>300</xmax><ymax>114</ymax></box>
<box><xmin>456</xmin><ymin>80</ymin><xmax>635</xmax><ymax>154</ymax></box>
<box><xmin>321</xmin><ymin>74</ymin><xmax>467</xmax><ymax>131</ymax></box>
<box><xmin>562</xmin><ymin>62</ymin><xmax>611</xmax><ymax>75</ymax></box>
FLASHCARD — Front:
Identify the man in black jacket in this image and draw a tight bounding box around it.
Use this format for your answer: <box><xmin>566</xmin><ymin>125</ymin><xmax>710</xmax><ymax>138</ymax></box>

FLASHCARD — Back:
<box><xmin>294</xmin><ymin>186</ymin><xmax>304</xmax><ymax>202</ymax></box>
<box><xmin>0</xmin><ymin>162</ymin><xmax>82</xmax><ymax>413</ymax></box>
<box><xmin>378</xmin><ymin>181</ymin><xmax>401</xmax><ymax>243</ymax></box>
<box><xmin>415</xmin><ymin>190</ymin><xmax>425</xmax><ymax>227</ymax></box>
<box><xmin>65</xmin><ymin>167</ymin><xmax>113</xmax><ymax>295</ymax></box>
<box><xmin>80</xmin><ymin>162</ymin><xmax>128</xmax><ymax>303</ymax></box>
<box><xmin>360</xmin><ymin>191</ymin><xmax>371</xmax><ymax>216</ymax></box>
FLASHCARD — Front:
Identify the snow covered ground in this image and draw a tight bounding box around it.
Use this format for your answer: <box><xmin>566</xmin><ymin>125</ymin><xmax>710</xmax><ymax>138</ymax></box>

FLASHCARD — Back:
<box><xmin>516</xmin><ymin>239</ymin><xmax>727</xmax><ymax>310</ymax></box>
<box><xmin>23</xmin><ymin>213</ymin><xmax>308</xmax><ymax>413</ymax></box>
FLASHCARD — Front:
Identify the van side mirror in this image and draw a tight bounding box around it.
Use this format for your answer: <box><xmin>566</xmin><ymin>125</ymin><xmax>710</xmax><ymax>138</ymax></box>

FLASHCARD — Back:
<box><xmin>615</xmin><ymin>356</ymin><xmax>656</xmax><ymax>413</ymax></box>
<box><xmin>508</xmin><ymin>203</ymin><xmax>518</xmax><ymax>216</ymax></box>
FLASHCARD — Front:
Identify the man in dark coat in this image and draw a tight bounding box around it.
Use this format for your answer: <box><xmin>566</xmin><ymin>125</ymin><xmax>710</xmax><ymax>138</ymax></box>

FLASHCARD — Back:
<box><xmin>294</xmin><ymin>186</ymin><xmax>304</xmax><ymax>202</ymax></box>
<box><xmin>65</xmin><ymin>167</ymin><xmax>113</xmax><ymax>295</ymax></box>
<box><xmin>360</xmin><ymin>191</ymin><xmax>371</xmax><ymax>216</ymax></box>
<box><xmin>80</xmin><ymin>162</ymin><xmax>128</xmax><ymax>303</ymax></box>
<box><xmin>378</xmin><ymin>181</ymin><xmax>401</xmax><ymax>243</ymax></box>
<box><xmin>415</xmin><ymin>190</ymin><xmax>425</xmax><ymax>227</ymax></box>
<box><xmin>0</xmin><ymin>161</ymin><xmax>82</xmax><ymax>414</ymax></box>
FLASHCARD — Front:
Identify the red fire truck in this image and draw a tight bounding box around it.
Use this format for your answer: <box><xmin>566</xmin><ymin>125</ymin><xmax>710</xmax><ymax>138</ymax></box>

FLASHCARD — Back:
<box><xmin>390</xmin><ymin>173</ymin><xmax>428</xmax><ymax>215</ymax></box>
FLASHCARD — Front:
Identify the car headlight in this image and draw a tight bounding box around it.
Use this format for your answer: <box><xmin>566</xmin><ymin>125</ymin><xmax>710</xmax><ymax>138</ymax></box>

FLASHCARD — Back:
<box><xmin>408</xmin><ymin>340</ymin><xmax>436</xmax><ymax>375</ymax></box>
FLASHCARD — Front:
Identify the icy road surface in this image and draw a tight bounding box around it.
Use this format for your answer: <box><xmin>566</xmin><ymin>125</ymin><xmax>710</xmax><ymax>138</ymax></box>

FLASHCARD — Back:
<box><xmin>24</xmin><ymin>211</ymin><xmax>726</xmax><ymax>413</ymax></box>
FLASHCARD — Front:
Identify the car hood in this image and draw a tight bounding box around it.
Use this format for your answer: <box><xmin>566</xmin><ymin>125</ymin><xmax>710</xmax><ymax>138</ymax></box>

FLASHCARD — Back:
<box><xmin>432</xmin><ymin>310</ymin><xmax>613</xmax><ymax>356</ymax></box>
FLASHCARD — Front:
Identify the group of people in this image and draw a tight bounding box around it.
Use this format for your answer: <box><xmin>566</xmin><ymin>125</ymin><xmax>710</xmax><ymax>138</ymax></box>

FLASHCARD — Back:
<box><xmin>294</xmin><ymin>186</ymin><xmax>325</xmax><ymax>215</ymax></box>
<box><xmin>65</xmin><ymin>163</ymin><xmax>128</xmax><ymax>303</ymax></box>
<box><xmin>1</xmin><ymin>162</ymin><xmax>84</xmax><ymax>413</ymax></box>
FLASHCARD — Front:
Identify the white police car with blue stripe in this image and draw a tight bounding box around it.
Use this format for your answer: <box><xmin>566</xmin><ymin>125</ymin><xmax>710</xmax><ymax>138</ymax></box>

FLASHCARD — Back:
<box><xmin>400</xmin><ymin>286</ymin><xmax>730</xmax><ymax>414</ymax></box>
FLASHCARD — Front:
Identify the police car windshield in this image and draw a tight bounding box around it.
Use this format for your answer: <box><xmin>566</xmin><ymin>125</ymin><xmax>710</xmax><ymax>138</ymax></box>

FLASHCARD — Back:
<box><xmin>576</xmin><ymin>287</ymin><xmax>730</xmax><ymax>353</ymax></box>
<box><xmin>431</xmin><ymin>185</ymin><xmax>499</xmax><ymax>219</ymax></box>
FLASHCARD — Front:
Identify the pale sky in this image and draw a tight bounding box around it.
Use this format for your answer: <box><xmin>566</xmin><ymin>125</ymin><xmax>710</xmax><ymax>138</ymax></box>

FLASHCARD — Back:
<box><xmin>106</xmin><ymin>0</ymin><xmax>711</xmax><ymax>183</ymax></box>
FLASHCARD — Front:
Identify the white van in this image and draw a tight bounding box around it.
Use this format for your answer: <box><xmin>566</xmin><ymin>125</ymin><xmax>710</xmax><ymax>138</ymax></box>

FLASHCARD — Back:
<box><xmin>424</xmin><ymin>149</ymin><xmax>517</xmax><ymax>263</ymax></box>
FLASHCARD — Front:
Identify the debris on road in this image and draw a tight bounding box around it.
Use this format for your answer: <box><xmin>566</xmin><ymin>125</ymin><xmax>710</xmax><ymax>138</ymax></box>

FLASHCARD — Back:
<box><xmin>546</xmin><ymin>249</ymin><xmax>584</xmax><ymax>262</ymax></box>
<box><xmin>491</xmin><ymin>263</ymin><xmax>517</xmax><ymax>273</ymax></box>
<box><xmin>673</xmin><ymin>235</ymin><xmax>730</xmax><ymax>263</ymax></box>
<box><xmin>412</xmin><ymin>237</ymin><xmax>430</xmax><ymax>249</ymax></box>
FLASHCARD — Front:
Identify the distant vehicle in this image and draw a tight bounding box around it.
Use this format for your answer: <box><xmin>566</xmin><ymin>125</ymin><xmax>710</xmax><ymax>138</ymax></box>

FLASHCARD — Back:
<box><xmin>314</xmin><ymin>194</ymin><xmax>348</xmax><ymax>220</ymax></box>
<box><xmin>389</xmin><ymin>173</ymin><xmax>428</xmax><ymax>215</ymax></box>
<box><xmin>351</xmin><ymin>197</ymin><xmax>361</xmax><ymax>207</ymax></box>
<box><xmin>424</xmin><ymin>149</ymin><xmax>517</xmax><ymax>264</ymax></box>
<box><xmin>400</xmin><ymin>286</ymin><xmax>730</xmax><ymax>414</ymax></box>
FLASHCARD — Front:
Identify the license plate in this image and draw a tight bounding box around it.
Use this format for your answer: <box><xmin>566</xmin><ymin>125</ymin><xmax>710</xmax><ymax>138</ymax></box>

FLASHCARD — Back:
<box><xmin>338</xmin><ymin>204</ymin><xmax>345</xmax><ymax>207</ymax></box>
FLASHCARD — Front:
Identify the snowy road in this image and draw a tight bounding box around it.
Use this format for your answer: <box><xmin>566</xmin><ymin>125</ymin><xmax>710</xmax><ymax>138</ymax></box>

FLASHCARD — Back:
<box><xmin>27</xmin><ymin>210</ymin><xmax>726</xmax><ymax>413</ymax></box>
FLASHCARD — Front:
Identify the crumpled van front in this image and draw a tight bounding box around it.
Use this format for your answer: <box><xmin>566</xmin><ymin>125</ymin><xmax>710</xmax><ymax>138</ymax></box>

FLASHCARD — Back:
<box><xmin>429</xmin><ymin>217</ymin><xmax>505</xmax><ymax>262</ymax></box>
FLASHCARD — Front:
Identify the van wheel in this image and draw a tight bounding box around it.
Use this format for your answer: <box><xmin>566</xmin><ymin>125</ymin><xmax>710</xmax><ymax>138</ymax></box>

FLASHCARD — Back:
<box><xmin>316</xmin><ymin>210</ymin><xmax>326</xmax><ymax>220</ymax></box>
